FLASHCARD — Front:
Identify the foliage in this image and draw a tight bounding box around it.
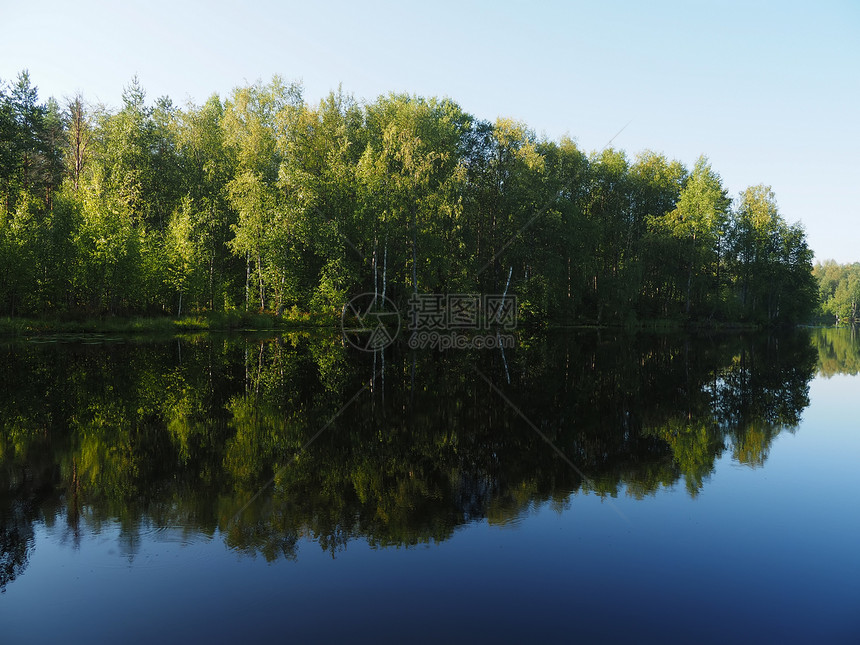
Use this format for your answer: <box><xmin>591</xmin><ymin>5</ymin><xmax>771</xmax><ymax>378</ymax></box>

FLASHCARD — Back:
<box><xmin>0</xmin><ymin>71</ymin><xmax>818</xmax><ymax>325</ymax></box>
<box><xmin>814</xmin><ymin>260</ymin><xmax>860</xmax><ymax>322</ymax></box>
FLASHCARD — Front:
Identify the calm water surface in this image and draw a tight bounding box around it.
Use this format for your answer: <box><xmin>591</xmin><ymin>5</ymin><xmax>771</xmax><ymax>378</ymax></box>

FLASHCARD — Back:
<box><xmin>1</xmin><ymin>328</ymin><xmax>858</xmax><ymax>643</ymax></box>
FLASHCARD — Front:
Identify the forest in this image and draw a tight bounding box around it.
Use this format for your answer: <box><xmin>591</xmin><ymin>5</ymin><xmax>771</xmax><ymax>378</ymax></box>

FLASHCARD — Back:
<box><xmin>814</xmin><ymin>260</ymin><xmax>860</xmax><ymax>323</ymax></box>
<box><xmin>0</xmin><ymin>70</ymin><xmax>818</xmax><ymax>326</ymax></box>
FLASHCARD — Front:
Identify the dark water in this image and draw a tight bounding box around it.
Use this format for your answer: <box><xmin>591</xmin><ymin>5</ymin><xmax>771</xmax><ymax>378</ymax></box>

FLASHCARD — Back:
<box><xmin>1</xmin><ymin>328</ymin><xmax>858</xmax><ymax>643</ymax></box>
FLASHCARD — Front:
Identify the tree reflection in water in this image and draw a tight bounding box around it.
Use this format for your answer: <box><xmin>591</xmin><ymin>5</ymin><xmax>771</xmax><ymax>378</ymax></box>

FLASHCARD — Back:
<box><xmin>0</xmin><ymin>327</ymin><xmax>831</xmax><ymax>588</ymax></box>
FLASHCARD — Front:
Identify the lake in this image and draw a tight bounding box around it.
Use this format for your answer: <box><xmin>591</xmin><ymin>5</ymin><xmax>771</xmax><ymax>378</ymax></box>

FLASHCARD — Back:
<box><xmin>1</xmin><ymin>328</ymin><xmax>858</xmax><ymax>643</ymax></box>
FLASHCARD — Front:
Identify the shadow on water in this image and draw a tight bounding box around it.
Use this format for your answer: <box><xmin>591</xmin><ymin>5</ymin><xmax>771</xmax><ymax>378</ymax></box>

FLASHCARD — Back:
<box><xmin>1</xmin><ymin>327</ymin><xmax>838</xmax><ymax>589</ymax></box>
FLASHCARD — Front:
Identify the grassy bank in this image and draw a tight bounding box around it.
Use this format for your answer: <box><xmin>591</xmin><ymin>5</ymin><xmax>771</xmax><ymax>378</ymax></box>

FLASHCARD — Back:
<box><xmin>1</xmin><ymin>311</ymin><xmax>785</xmax><ymax>338</ymax></box>
<box><xmin>0</xmin><ymin>310</ymin><xmax>339</xmax><ymax>337</ymax></box>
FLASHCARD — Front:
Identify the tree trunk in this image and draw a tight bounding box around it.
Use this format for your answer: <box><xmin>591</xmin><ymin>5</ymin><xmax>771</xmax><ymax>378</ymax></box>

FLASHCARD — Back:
<box><xmin>685</xmin><ymin>262</ymin><xmax>693</xmax><ymax>316</ymax></box>
<box><xmin>411</xmin><ymin>206</ymin><xmax>418</xmax><ymax>295</ymax></box>
<box><xmin>372</xmin><ymin>237</ymin><xmax>378</xmax><ymax>304</ymax></box>
<box><xmin>257</xmin><ymin>251</ymin><xmax>265</xmax><ymax>310</ymax></box>
<box><xmin>382</xmin><ymin>239</ymin><xmax>388</xmax><ymax>301</ymax></box>
<box><xmin>244</xmin><ymin>252</ymin><xmax>250</xmax><ymax>311</ymax></box>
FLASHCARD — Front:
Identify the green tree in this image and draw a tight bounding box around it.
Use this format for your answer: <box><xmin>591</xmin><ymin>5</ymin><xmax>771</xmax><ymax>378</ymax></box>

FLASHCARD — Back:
<box><xmin>814</xmin><ymin>260</ymin><xmax>860</xmax><ymax>322</ymax></box>
<box><xmin>65</xmin><ymin>93</ymin><xmax>91</xmax><ymax>192</ymax></box>
<box><xmin>223</xmin><ymin>77</ymin><xmax>303</xmax><ymax>311</ymax></box>
<box><xmin>653</xmin><ymin>156</ymin><xmax>730</xmax><ymax>317</ymax></box>
<box><xmin>581</xmin><ymin>148</ymin><xmax>632</xmax><ymax>323</ymax></box>
<box><xmin>729</xmin><ymin>185</ymin><xmax>816</xmax><ymax>324</ymax></box>
<box><xmin>359</xmin><ymin>94</ymin><xmax>470</xmax><ymax>305</ymax></box>
<box><xmin>278</xmin><ymin>90</ymin><xmax>367</xmax><ymax>312</ymax></box>
<box><xmin>630</xmin><ymin>151</ymin><xmax>686</xmax><ymax>319</ymax></box>
<box><xmin>175</xmin><ymin>95</ymin><xmax>237</xmax><ymax>310</ymax></box>
<box><xmin>0</xmin><ymin>192</ymin><xmax>41</xmax><ymax>315</ymax></box>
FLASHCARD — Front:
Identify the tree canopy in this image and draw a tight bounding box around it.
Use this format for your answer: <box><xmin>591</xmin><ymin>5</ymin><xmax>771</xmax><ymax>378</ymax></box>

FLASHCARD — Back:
<box><xmin>0</xmin><ymin>71</ymin><xmax>818</xmax><ymax>325</ymax></box>
<box><xmin>814</xmin><ymin>260</ymin><xmax>860</xmax><ymax>323</ymax></box>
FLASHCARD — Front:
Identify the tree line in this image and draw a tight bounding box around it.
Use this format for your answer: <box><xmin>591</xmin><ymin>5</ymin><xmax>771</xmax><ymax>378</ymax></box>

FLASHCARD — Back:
<box><xmin>0</xmin><ymin>71</ymin><xmax>818</xmax><ymax>324</ymax></box>
<box><xmin>814</xmin><ymin>260</ymin><xmax>860</xmax><ymax>323</ymax></box>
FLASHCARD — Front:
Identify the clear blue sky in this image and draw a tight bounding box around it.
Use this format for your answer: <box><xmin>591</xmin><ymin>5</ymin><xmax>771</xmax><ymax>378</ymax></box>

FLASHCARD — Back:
<box><xmin>2</xmin><ymin>0</ymin><xmax>858</xmax><ymax>262</ymax></box>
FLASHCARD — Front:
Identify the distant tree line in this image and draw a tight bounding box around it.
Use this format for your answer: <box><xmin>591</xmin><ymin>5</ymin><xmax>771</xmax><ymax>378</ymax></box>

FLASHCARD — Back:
<box><xmin>0</xmin><ymin>71</ymin><xmax>818</xmax><ymax>324</ymax></box>
<box><xmin>814</xmin><ymin>260</ymin><xmax>860</xmax><ymax>323</ymax></box>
